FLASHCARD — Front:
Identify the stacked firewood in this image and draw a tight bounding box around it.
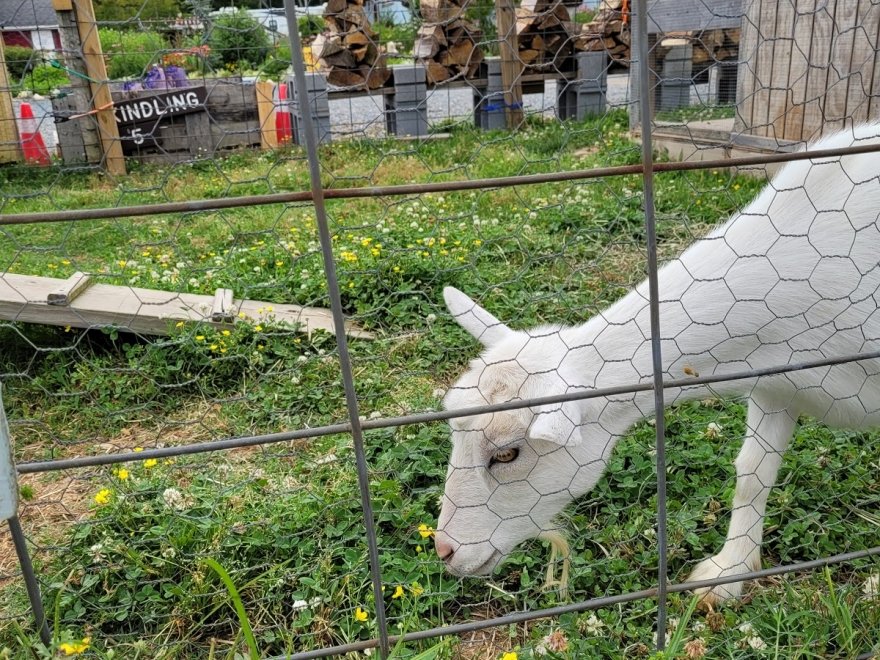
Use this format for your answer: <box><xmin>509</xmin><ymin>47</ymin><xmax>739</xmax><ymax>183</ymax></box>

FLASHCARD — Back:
<box><xmin>413</xmin><ymin>0</ymin><xmax>483</xmax><ymax>84</ymax></box>
<box><xmin>575</xmin><ymin>0</ymin><xmax>741</xmax><ymax>68</ymax></box>
<box><xmin>574</xmin><ymin>0</ymin><xmax>630</xmax><ymax>65</ymax></box>
<box><xmin>313</xmin><ymin>0</ymin><xmax>390</xmax><ymax>88</ymax></box>
<box><xmin>515</xmin><ymin>0</ymin><xmax>576</xmax><ymax>69</ymax></box>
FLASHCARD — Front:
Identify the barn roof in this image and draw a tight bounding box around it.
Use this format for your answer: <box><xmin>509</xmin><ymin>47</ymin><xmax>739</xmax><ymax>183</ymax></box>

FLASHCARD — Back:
<box><xmin>0</xmin><ymin>0</ymin><xmax>59</xmax><ymax>30</ymax></box>
<box><xmin>646</xmin><ymin>0</ymin><xmax>743</xmax><ymax>34</ymax></box>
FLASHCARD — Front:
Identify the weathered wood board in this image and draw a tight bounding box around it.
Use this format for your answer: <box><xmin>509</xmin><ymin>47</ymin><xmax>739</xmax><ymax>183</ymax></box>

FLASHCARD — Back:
<box><xmin>0</xmin><ymin>273</ymin><xmax>372</xmax><ymax>339</ymax></box>
<box><xmin>735</xmin><ymin>0</ymin><xmax>880</xmax><ymax>142</ymax></box>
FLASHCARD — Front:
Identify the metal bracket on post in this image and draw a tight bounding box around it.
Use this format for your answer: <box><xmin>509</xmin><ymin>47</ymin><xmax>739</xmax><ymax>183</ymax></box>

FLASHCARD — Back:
<box><xmin>1</xmin><ymin>385</ymin><xmax>51</xmax><ymax>647</ymax></box>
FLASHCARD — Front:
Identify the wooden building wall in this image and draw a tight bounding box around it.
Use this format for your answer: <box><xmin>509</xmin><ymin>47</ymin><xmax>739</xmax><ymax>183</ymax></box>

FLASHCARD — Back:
<box><xmin>735</xmin><ymin>1</ymin><xmax>880</xmax><ymax>144</ymax></box>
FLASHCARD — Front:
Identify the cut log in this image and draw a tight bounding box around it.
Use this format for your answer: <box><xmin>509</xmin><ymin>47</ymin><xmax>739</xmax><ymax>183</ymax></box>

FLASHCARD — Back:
<box><xmin>327</xmin><ymin>68</ymin><xmax>366</xmax><ymax>87</ymax></box>
<box><xmin>420</xmin><ymin>0</ymin><xmax>464</xmax><ymax>23</ymax></box>
<box><xmin>425</xmin><ymin>59</ymin><xmax>452</xmax><ymax>83</ymax></box>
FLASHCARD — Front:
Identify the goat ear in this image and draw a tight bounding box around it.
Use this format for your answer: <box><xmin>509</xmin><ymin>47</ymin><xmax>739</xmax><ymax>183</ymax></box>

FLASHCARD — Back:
<box><xmin>443</xmin><ymin>286</ymin><xmax>514</xmax><ymax>347</ymax></box>
<box><xmin>528</xmin><ymin>402</ymin><xmax>583</xmax><ymax>446</ymax></box>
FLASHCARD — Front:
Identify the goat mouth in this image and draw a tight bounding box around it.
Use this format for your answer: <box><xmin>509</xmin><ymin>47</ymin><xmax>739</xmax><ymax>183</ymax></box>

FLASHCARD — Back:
<box><xmin>448</xmin><ymin>550</ymin><xmax>504</xmax><ymax>577</ymax></box>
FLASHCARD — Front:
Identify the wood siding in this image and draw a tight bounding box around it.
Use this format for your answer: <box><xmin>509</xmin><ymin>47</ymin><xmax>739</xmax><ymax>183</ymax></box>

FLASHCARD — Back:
<box><xmin>735</xmin><ymin>0</ymin><xmax>880</xmax><ymax>143</ymax></box>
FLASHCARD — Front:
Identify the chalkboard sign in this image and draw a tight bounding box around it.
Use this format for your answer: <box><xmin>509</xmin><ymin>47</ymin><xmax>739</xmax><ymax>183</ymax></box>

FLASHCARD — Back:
<box><xmin>114</xmin><ymin>87</ymin><xmax>208</xmax><ymax>155</ymax></box>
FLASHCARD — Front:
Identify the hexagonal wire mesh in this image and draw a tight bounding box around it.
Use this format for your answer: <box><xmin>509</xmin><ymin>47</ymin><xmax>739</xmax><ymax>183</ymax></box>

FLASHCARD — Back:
<box><xmin>1</xmin><ymin>0</ymin><xmax>880</xmax><ymax>657</ymax></box>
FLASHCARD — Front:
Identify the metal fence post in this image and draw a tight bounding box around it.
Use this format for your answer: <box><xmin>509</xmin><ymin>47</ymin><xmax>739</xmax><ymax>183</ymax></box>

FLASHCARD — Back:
<box><xmin>634</xmin><ymin>0</ymin><xmax>669</xmax><ymax>651</ymax></box>
<box><xmin>1</xmin><ymin>385</ymin><xmax>51</xmax><ymax>647</ymax></box>
<box><xmin>283</xmin><ymin>2</ymin><xmax>392</xmax><ymax>657</ymax></box>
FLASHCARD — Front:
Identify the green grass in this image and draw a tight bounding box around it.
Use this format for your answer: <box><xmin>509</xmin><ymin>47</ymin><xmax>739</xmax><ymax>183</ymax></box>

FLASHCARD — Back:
<box><xmin>1</xmin><ymin>111</ymin><xmax>878</xmax><ymax>658</ymax></box>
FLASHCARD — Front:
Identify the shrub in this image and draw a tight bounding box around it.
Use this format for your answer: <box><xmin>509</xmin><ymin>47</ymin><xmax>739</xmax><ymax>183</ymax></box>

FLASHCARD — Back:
<box><xmin>26</xmin><ymin>64</ymin><xmax>71</xmax><ymax>94</ymax></box>
<box><xmin>260</xmin><ymin>41</ymin><xmax>293</xmax><ymax>78</ymax></box>
<box><xmin>99</xmin><ymin>29</ymin><xmax>169</xmax><ymax>80</ymax></box>
<box><xmin>298</xmin><ymin>15</ymin><xmax>324</xmax><ymax>39</ymax></box>
<box><xmin>208</xmin><ymin>10</ymin><xmax>271</xmax><ymax>70</ymax></box>
<box><xmin>3</xmin><ymin>45</ymin><xmax>37</xmax><ymax>82</ymax></box>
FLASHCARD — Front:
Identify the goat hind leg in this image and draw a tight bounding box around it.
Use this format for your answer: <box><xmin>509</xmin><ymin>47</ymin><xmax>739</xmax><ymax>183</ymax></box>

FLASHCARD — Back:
<box><xmin>689</xmin><ymin>395</ymin><xmax>796</xmax><ymax>605</ymax></box>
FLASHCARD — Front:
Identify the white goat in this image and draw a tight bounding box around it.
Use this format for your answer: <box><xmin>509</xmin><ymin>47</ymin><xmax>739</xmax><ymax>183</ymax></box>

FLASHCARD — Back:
<box><xmin>434</xmin><ymin>124</ymin><xmax>880</xmax><ymax>605</ymax></box>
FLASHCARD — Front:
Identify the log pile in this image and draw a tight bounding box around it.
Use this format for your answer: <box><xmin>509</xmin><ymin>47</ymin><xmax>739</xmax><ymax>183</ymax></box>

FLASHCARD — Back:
<box><xmin>575</xmin><ymin>0</ymin><xmax>740</xmax><ymax>68</ymax></box>
<box><xmin>515</xmin><ymin>0</ymin><xmax>576</xmax><ymax>69</ymax></box>
<box><xmin>413</xmin><ymin>0</ymin><xmax>483</xmax><ymax>84</ymax></box>
<box><xmin>313</xmin><ymin>0</ymin><xmax>390</xmax><ymax>89</ymax></box>
<box><xmin>574</xmin><ymin>0</ymin><xmax>630</xmax><ymax>66</ymax></box>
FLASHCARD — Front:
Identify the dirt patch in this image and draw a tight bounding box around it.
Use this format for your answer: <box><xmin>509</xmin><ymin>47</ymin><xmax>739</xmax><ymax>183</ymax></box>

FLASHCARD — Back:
<box><xmin>0</xmin><ymin>472</ymin><xmax>93</xmax><ymax>590</ymax></box>
<box><xmin>453</xmin><ymin>605</ymin><xmax>534</xmax><ymax>660</ymax></box>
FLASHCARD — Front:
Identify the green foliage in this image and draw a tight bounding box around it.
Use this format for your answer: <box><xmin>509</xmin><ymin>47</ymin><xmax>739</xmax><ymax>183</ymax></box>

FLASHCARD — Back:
<box><xmin>23</xmin><ymin>64</ymin><xmax>71</xmax><ymax>94</ymax></box>
<box><xmin>2</xmin><ymin>45</ymin><xmax>37</xmax><ymax>82</ymax></box>
<box><xmin>94</xmin><ymin>0</ymin><xmax>182</xmax><ymax>22</ymax></box>
<box><xmin>298</xmin><ymin>15</ymin><xmax>324</xmax><ymax>38</ymax></box>
<box><xmin>208</xmin><ymin>10</ymin><xmax>271</xmax><ymax>69</ymax></box>
<box><xmin>373</xmin><ymin>18</ymin><xmax>417</xmax><ymax>54</ymax></box>
<box><xmin>99</xmin><ymin>29</ymin><xmax>169</xmax><ymax>80</ymax></box>
<box><xmin>259</xmin><ymin>40</ymin><xmax>293</xmax><ymax>78</ymax></box>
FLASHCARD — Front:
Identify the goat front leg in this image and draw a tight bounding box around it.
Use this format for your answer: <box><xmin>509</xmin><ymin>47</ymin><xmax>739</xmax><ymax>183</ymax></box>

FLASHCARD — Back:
<box><xmin>689</xmin><ymin>395</ymin><xmax>796</xmax><ymax>606</ymax></box>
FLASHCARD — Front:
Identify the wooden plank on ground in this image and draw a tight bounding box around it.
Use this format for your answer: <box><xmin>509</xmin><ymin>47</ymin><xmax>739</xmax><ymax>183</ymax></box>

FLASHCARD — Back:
<box><xmin>0</xmin><ymin>273</ymin><xmax>372</xmax><ymax>339</ymax></box>
<box><xmin>211</xmin><ymin>288</ymin><xmax>234</xmax><ymax>322</ymax></box>
<box><xmin>47</xmin><ymin>272</ymin><xmax>92</xmax><ymax>306</ymax></box>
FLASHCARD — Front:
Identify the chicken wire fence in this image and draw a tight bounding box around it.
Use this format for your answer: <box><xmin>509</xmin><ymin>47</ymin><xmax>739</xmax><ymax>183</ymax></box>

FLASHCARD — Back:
<box><xmin>1</xmin><ymin>0</ymin><xmax>880</xmax><ymax>657</ymax></box>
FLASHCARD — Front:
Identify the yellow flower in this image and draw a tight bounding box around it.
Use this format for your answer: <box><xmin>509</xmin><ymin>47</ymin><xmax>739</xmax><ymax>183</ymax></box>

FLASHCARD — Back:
<box><xmin>418</xmin><ymin>523</ymin><xmax>434</xmax><ymax>539</ymax></box>
<box><xmin>115</xmin><ymin>468</ymin><xmax>129</xmax><ymax>481</ymax></box>
<box><xmin>221</xmin><ymin>329</ymin><xmax>231</xmax><ymax>336</ymax></box>
<box><xmin>61</xmin><ymin>259</ymin><xmax>71</xmax><ymax>265</ymax></box>
<box><xmin>94</xmin><ymin>489</ymin><xmax>112</xmax><ymax>505</ymax></box>
<box><xmin>238</xmin><ymin>311</ymin><xmax>247</xmax><ymax>319</ymax></box>
<box><xmin>416</xmin><ymin>545</ymin><xmax>422</xmax><ymax>553</ymax></box>
<box><xmin>133</xmin><ymin>447</ymin><xmax>144</xmax><ymax>452</ymax></box>
<box><xmin>354</xmin><ymin>607</ymin><xmax>368</xmax><ymax>622</ymax></box>
<box><xmin>117</xmin><ymin>260</ymin><xmax>127</xmax><ymax>268</ymax></box>
<box><xmin>144</xmin><ymin>459</ymin><xmax>158</xmax><ymax>469</ymax></box>
<box><xmin>392</xmin><ymin>585</ymin><xmax>405</xmax><ymax>599</ymax></box>
<box><xmin>410</xmin><ymin>582</ymin><xmax>424</xmax><ymax>597</ymax></box>
<box><xmin>175</xmin><ymin>321</ymin><xmax>184</xmax><ymax>328</ymax></box>
<box><xmin>501</xmin><ymin>653</ymin><xmax>517</xmax><ymax>660</ymax></box>
<box><xmin>254</xmin><ymin>324</ymin><xmax>263</xmax><ymax>332</ymax></box>
<box><xmin>195</xmin><ymin>335</ymin><xmax>205</xmax><ymax>341</ymax></box>
<box><xmin>58</xmin><ymin>637</ymin><xmax>90</xmax><ymax>655</ymax></box>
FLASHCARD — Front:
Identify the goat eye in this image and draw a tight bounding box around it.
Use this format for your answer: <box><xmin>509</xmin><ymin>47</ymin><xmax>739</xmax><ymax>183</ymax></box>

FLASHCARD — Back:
<box><xmin>490</xmin><ymin>447</ymin><xmax>519</xmax><ymax>465</ymax></box>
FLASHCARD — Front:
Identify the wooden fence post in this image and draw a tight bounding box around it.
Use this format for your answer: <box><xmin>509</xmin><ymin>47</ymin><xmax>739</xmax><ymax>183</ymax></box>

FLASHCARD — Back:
<box><xmin>0</xmin><ymin>40</ymin><xmax>23</xmax><ymax>164</ymax></box>
<box><xmin>72</xmin><ymin>0</ymin><xmax>125</xmax><ymax>175</ymax></box>
<box><xmin>494</xmin><ymin>0</ymin><xmax>524</xmax><ymax>129</ymax></box>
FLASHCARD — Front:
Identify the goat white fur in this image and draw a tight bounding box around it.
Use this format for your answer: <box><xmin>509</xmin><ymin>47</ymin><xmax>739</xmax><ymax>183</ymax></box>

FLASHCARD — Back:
<box><xmin>436</xmin><ymin>124</ymin><xmax>880</xmax><ymax>605</ymax></box>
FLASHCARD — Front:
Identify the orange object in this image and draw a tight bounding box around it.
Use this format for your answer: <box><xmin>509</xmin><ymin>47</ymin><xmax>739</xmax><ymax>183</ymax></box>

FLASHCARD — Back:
<box><xmin>19</xmin><ymin>102</ymin><xmax>51</xmax><ymax>166</ymax></box>
<box><xmin>275</xmin><ymin>82</ymin><xmax>293</xmax><ymax>145</ymax></box>
<box><xmin>622</xmin><ymin>0</ymin><xmax>630</xmax><ymax>25</ymax></box>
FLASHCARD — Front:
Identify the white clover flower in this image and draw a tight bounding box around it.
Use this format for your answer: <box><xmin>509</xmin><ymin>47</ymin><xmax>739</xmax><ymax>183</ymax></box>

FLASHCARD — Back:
<box><xmin>863</xmin><ymin>573</ymin><xmax>880</xmax><ymax>598</ymax></box>
<box><xmin>582</xmin><ymin>614</ymin><xmax>604</xmax><ymax>636</ymax></box>
<box><xmin>737</xmin><ymin>622</ymin><xmax>755</xmax><ymax>635</ymax></box>
<box><xmin>162</xmin><ymin>487</ymin><xmax>186</xmax><ymax>511</ymax></box>
<box><xmin>705</xmin><ymin>422</ymin><xmax>723</xmax><ymax>439</ymax></box>
<box><xmin>746</xmin><ymin>636</ymin><xmax>767</xmax><ymax>650</ymax></box>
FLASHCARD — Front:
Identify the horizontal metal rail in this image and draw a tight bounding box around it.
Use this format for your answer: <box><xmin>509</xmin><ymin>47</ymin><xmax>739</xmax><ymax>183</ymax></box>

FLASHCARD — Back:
<box><xmin>15</xmin><ymin>348</ymin><xmax>880</xmax><ymax>473</ymax></box>
<box><xmin>3</xmin><ymin>142</ymin><xmax>880</xmax><ymax>226</ymax></box>
<box><xmin>276</xmin><ymin>545</ymin><xmax>880</xmax><ymax>659</ymax></box>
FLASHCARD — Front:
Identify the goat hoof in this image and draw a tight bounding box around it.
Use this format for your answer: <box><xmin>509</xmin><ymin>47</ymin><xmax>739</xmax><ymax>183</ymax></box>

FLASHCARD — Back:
<box><xmin>688</xmin><ymin>555</ymin><xmax>753</xmax><ymax>606</ymax></box>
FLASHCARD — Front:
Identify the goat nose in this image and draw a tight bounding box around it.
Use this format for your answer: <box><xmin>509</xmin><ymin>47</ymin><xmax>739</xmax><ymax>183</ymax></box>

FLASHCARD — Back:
<box><xmin>434</xmin><ymin>537</ymin><xmax>455</xmax><ymax>561</ymax></box>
